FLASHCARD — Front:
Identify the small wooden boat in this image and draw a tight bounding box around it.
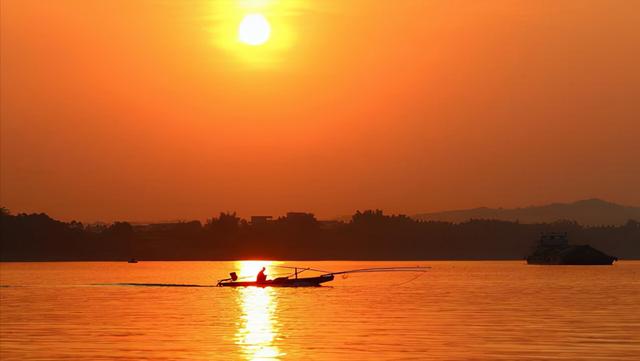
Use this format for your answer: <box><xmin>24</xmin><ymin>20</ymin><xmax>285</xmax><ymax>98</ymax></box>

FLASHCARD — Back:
<box><xmin>127</xmin><ymin>258</ymin><xmax>138</xmax><ymax>263</ymax></box>
<box><xmin>217</xmin><ymin>265</ymin><xmax>429</xmax><ymax>288</ymax></box>
<box><xmin>218</xmin><ymin>274</ymin><xmax>334</xmax><ymax>287</ymax></box>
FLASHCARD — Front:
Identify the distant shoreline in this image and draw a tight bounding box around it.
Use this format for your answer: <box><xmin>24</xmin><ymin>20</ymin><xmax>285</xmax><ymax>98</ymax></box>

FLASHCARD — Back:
<box><xmin>3</xmin><ymin>210</ymin><xmax>639</xmax><ymax>262</ymax></box>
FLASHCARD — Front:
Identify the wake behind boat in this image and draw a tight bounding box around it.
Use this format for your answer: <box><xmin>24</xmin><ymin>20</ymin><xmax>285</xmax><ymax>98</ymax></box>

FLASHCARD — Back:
<box><xmin>217</xmin><ymin>265</ymin><xmax>429</xmax><ymax>287</ymax></box>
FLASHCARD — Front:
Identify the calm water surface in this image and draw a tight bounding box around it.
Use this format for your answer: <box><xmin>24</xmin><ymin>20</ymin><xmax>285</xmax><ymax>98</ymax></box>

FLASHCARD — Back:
<box><xmin>1</xmin><ymin>261</ymin><xmax>639</xmax><ymax>360</ymax></box>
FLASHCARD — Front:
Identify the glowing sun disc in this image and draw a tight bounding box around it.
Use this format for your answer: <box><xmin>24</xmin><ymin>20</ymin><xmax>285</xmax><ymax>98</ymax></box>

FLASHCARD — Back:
<box><xmin>238</xmin><ymin>14</ymin><xmax>271</xmax><ymax>46</ymax></box>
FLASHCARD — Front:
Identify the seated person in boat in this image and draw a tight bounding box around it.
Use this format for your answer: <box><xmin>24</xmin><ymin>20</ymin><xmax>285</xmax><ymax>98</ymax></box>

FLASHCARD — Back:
<box><xmin>256</xmin><ymin>267</ymin><xmax>267</xmax><ymax>283</ymax></box>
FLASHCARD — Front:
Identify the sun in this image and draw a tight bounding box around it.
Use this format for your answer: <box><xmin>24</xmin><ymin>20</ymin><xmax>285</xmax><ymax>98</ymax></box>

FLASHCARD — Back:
<box><xmin>238</xmin><ymin>13</ymin><xmax>271</xmax><ymax>46</ymax></box>
<box><xmin>213</xmin><ymin>3</ymin><xmax>295</xmax><ymax>66</ymax></box>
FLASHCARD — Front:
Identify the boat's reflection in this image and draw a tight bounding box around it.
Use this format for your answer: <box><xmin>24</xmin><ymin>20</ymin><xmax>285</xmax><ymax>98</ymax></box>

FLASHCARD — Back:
<box><xmin>235</xmin><ymin>261</ymin><xmax>282</xmax><ymax>360</ymax></box>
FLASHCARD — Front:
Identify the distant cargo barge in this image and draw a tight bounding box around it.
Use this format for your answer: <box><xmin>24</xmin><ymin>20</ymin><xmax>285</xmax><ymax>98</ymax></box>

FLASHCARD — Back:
<box><xmin>526</xmin><ymin>232</ymin><xmax>617</xmax><ymax>265</ymax></box>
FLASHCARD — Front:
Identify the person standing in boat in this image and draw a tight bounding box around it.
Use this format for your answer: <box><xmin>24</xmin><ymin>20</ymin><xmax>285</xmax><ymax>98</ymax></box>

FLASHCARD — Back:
<box><xmin>256</xmin><ymin>267</ymin><xmax>267</xmax><ymax>283</ymax></box>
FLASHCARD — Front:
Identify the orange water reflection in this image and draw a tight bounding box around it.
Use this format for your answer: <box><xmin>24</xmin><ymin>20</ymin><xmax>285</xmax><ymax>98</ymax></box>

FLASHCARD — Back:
<box><xmin>234</xmin><ymin>261</ymin><xmax>282</xmax><ymax>360</ymax></box>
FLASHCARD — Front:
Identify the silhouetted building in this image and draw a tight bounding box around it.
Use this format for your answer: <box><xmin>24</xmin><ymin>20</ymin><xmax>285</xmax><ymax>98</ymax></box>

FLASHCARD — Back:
<box><xmin>251</xmin><ymin>216</ymin><xmax>273</xmax><ymax>225</ymax></box>
<box><xmin>286</xmin><ymin>212</ymin><xmax>315</xmax><ymax>221</ymax></box>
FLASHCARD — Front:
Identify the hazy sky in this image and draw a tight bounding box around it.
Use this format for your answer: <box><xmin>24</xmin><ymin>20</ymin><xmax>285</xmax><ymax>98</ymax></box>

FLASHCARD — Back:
<box><xmin>1</xmin><ymin>0</ymin><xmax>639</xmax><ymax>222</ymax></box>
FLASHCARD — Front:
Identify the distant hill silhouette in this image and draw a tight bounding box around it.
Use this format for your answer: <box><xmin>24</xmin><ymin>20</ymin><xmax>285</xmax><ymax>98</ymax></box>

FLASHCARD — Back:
<box><xmin>413</xmin><ymin>199</ymin><xmax>640</xmax><ymax>226</ymax></box>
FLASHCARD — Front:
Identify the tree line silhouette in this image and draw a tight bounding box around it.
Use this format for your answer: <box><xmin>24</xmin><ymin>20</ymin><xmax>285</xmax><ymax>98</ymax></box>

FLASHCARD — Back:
<box><xmin>1</xmin><ymin>207</ymin><xmax>638</xmax><ymax>261</ymax></box>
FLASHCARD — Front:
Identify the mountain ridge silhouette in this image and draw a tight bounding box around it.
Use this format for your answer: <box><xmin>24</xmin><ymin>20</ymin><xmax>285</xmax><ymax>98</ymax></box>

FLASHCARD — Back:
<box><xmin>412</xmin><ymin>199</ymin><xmax>640</xmax><ymax>226</ymax></box>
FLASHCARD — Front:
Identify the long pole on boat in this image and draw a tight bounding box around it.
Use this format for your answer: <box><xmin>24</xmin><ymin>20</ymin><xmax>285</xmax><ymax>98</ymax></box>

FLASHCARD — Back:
<box><xmin>322</xmin><ymin>266</ymin><xmax>430</xmax><ymax>276</ymax></box>
<box><xmin>271</xmin><ymin>265</ymin><xmax>430</xmax><ymax>277</ymax></box>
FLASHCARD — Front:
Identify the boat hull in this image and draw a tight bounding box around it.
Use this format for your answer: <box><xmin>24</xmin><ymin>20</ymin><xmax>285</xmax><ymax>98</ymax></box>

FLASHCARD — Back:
<box><xmin>218</xmin><ymin>274</ymin><xmax>334</xmax><ymax>287</ymax></box>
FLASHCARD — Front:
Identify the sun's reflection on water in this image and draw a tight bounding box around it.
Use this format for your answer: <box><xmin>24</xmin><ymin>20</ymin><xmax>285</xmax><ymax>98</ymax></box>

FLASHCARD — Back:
<box><xmin>235</xmin><ymin>261</ymin><xmax>282</xmax><ymax>360</ymax></box>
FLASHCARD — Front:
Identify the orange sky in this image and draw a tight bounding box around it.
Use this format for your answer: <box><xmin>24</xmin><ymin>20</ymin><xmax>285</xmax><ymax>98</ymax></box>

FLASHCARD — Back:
<box><xmin>1</xmin><ymin>0</ymin><xmax>639</xmax><ymax>222</ymax></box>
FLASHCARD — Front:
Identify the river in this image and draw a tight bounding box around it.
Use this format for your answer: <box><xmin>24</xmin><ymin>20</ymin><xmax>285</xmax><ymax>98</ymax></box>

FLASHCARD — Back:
<box><xmin>1</xmin><ymin>261</ymin><xmax>639</xmax><ymax>360</ymax></box>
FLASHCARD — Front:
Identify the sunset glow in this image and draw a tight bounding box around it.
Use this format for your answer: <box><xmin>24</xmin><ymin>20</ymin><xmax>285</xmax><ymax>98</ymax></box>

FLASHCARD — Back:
<box><xmin>236</xmin><ymin>260</ymin><xmax>275</xmax><ymax>279</ymax></box>
<box><xmin>1</xmin><ymin>1</ymin><xmax>639</xmax><ymax>221</ymax></box>
<box><xmin>238</xmin><ymin>14</ymin><xmax>271</xmax><ymax>46</ymax></box>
